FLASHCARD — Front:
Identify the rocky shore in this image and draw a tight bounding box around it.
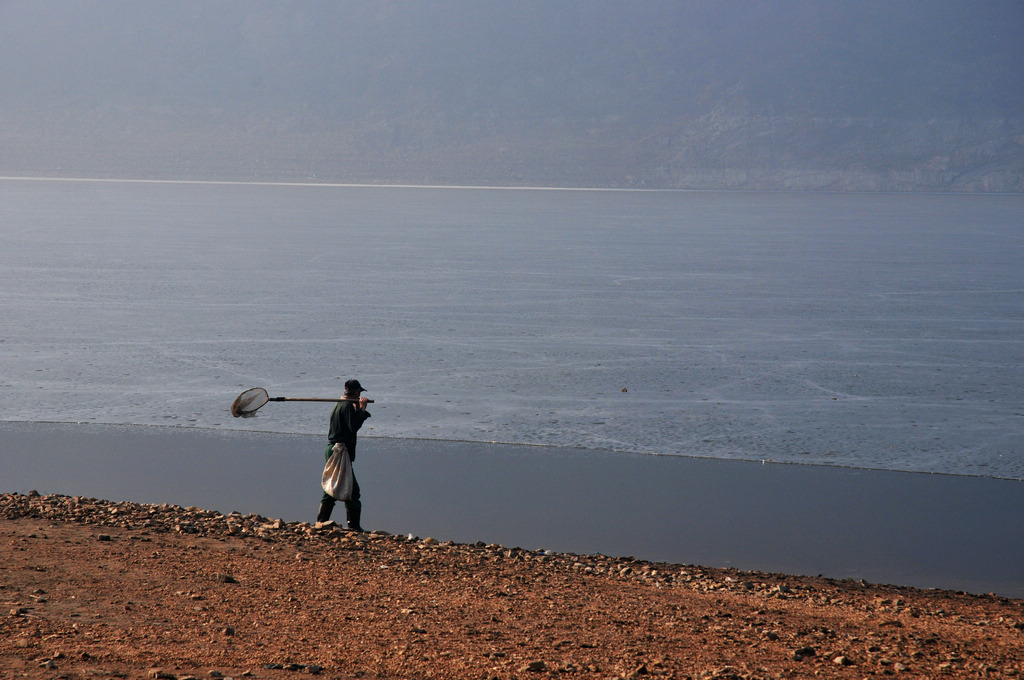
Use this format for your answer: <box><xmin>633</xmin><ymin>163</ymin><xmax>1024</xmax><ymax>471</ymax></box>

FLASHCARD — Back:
<box><xmin>2</xmin><ymin>492</ymin><xmax>1022</xmax><ymax>679</ymax></box>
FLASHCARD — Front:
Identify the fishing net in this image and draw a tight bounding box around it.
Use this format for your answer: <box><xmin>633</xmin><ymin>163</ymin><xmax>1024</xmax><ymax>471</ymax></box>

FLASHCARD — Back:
<box><xmin>231</xmin><ymin>387</ymin><xmax>270</xmax><ymax>417</ymax></box>
<box><xmin>231</xmin><ymin>387</ymin><xmax>372</xmax><ymax>417</ymax></box>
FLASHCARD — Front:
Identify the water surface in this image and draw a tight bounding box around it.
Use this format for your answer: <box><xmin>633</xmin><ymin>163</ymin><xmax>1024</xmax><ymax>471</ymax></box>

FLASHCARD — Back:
<box><xmin>3</xmin><ymin>422</ymin><xmax>1021</xmax><ymax>598</ymax></box>
<box><xmin>2</xmin><ymin>179</ymin><xmax>1021</xmax><ymax>477</ymax></box>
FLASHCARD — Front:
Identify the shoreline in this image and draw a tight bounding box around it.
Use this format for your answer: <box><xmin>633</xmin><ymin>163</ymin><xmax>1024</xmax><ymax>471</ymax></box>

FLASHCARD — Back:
<box><xmin>2</xmin><ymin>491</ymin><xmax>1022</xmax><ymax>679</ymax></box>
<box><xmin>6</xmin><ymin>418</ymin><xmax>1023</xmax><ymax>484</ymax></box>
<box><xmin>4</xmin><ymin>174</ymin><xmax>1024</xmax><ymax>196</ymax></box>
<box><xmin>3</xmin><ymin>420</ymin><xmax>1023</xmax><ymax>599</ymax></box>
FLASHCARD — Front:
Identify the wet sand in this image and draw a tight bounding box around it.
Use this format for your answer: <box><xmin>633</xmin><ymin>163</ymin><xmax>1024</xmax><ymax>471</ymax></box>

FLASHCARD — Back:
<box><xmin>2</xmin><ymin>421</ymin><xmax>1022</xmax><ymax>597</ymax></box>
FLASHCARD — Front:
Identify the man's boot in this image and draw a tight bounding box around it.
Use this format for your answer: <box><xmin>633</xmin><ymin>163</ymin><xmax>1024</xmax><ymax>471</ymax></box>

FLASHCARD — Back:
<box><xmin>346</xmin><ymin>500</ymin><xmax>363</xmax><ymax>532</ymax></box>
<box><xmin>316</xmin><ymin>500</ymin><xmax>334</xmax><ymax>524</ymax></box>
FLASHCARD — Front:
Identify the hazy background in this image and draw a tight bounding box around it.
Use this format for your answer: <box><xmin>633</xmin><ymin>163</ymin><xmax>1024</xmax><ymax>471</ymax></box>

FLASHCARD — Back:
<box><xmin>1</xmin><ymin>0</ymin><xmax>1022</xmax><ymax>191</ymax></box>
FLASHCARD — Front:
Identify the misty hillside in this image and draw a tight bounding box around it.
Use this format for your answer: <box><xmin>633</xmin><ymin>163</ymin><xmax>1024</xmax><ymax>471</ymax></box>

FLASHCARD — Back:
<box><xmin>1</xmin><ymin>0</ymin><xmax>1022</xmax><ymax>191</ymax></box>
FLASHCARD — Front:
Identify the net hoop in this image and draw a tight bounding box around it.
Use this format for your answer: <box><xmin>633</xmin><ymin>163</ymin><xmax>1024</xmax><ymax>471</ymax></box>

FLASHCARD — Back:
<box><xmin>231</xmin><ymin>387</ymin><xmax>270</xmax><ymax>418</ymax></box>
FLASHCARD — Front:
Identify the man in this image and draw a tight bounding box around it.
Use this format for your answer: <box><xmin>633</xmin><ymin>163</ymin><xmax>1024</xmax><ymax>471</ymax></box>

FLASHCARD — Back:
<box><xmin>316</xmin><ymin>379</ymin><xmax>371</xmax><ymax>531</ymax></box>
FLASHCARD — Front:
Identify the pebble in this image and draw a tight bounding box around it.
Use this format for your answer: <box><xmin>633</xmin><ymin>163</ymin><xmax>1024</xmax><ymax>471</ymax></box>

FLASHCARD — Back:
<box><xmin>148</xmin><ymin>671</ymin><xmax>177</xmax><ymax>679</ymax></box>
<box><xmin>260</xmin><ymin>662</ymin><xmax>321</xmax><ymax>674</ymax></box>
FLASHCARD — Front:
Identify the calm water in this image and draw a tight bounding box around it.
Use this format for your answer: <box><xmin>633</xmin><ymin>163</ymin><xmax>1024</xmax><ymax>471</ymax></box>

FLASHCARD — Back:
<box><xmin>2</xmin><ymin>178</ymin><xmax>1022</xmax><ymax>478</ymax></box>
<box><xmin>4</xmin><ymin>421</ymin><xmax>1023</xmax><ymax>597</ymax></box>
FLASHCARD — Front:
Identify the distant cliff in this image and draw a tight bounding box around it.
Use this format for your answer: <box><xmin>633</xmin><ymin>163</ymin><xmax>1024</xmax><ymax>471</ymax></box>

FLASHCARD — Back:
<box><xmin>1</xmin><ymin>1</ymin><xmax>1021</xmax><ymax>192</ymax></box>
<box><xmin>638</xmin><ymin>112</ymin><xmax>1024</xmax><ymax>192</ymax></box>
<box><xmin>5</xmin><ymin>109</ymin><xmax>1020</xmax><ymax>192</ymax></box>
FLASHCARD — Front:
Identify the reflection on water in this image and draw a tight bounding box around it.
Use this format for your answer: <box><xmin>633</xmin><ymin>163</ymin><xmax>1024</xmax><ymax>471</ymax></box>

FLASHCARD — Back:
<box><xmin>3</xmin><ymin>422</ymin><xmax>1022</xmax><ymax>598</ymax></box>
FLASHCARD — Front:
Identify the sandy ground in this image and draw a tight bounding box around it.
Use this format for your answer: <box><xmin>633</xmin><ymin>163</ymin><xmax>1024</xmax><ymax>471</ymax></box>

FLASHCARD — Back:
<box><xmin>2</xmin><ymin>492</ymin><xmax>1022</xmax><ymax>680</ymax></box>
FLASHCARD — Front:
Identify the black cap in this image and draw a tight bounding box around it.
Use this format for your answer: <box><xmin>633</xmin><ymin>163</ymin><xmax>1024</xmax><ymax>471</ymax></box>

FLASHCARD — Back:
<box><xmin>344</xmin><ymin>379</ymin><xmax>365</xmax><ymax>394</ymax></box>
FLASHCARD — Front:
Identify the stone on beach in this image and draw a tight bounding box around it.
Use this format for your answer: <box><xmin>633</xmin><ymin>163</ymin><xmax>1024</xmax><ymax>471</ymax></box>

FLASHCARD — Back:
<box><xmin>1</xmin><ymin>491</ymin><xmax>1022</xmax><ymax>680</ymax></box>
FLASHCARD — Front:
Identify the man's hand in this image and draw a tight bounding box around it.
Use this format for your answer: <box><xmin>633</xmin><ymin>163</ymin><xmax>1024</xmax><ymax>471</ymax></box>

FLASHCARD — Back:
<box><xmin>358</xmin><ymin>396</ymin><xmax>369</xmax><ymax>410</ymax></box>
